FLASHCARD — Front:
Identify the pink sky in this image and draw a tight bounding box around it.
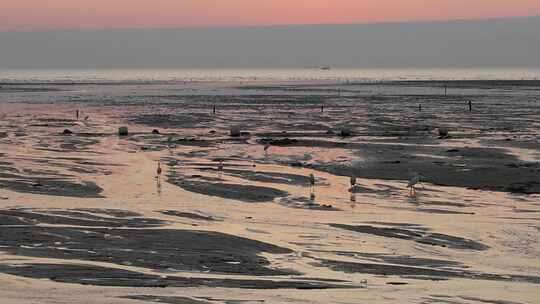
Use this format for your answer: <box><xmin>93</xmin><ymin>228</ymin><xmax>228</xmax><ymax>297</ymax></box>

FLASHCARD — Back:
<box><xmin>2</xmin><ymin>0</ymin><xmax>540</xmax><ymax>30</ymax></box>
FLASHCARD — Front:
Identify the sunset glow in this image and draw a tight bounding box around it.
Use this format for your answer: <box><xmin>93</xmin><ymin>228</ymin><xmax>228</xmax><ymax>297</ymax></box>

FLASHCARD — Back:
<box><xmin>2</xmin><ymin>0</ymin><xmax>540</xmax><ymax>30</ymax></box>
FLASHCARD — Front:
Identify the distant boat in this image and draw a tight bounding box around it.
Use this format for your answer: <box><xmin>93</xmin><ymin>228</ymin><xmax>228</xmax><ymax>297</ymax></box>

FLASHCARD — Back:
<box><xmin>302</xmin><ymin>66</ymin><xmax>332</xmax><ymax>71</ymax></box>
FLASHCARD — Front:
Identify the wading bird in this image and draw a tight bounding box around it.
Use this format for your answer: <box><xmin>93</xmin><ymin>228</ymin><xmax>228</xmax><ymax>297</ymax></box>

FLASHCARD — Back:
<box><xmin>350</xmin><ymin>174</ymin><xmax>357</xmax><ymax>202</ymax></box>
<box><xmin>309</xmin><ymin>173</ymin><xmax>316</xmax><ymax>200</ymax></box>
<box><xmin>350</xmin><ymin>175</ymin><xmax>357</xmax><ymax>190</ymax></box>
<box><xmin>407</xmin><ymin>173</ymin><xmax>426</xmax><ymax>196</ymax></box>
<box><xmin>218</xmin><ymin>160</ymin><xmax>224</xmax><ymax>178</ymax></box>
<box><xmin>156</xmin><ymin>161</ymin><xmax>162</xmax><ymax>180</ymax></box>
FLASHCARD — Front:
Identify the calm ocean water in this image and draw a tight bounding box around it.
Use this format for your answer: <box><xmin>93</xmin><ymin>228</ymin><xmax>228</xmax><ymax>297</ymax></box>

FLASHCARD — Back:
<box><xmin>1</xmin><ymin>68</ymin><xmax>540</xmax><ymax>83</ymax></box>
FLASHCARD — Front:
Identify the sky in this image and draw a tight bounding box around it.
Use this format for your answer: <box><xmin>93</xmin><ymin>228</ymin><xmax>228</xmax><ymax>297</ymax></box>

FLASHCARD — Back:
<box><xmin>1</xmin><ymin>16</ymin><xmax>539</xmax><ymax>69</ymax></box>
<box><xmin>1</xmin><ymin>0</ymin><xmax>540</xmax><ymax>30</ymax></box>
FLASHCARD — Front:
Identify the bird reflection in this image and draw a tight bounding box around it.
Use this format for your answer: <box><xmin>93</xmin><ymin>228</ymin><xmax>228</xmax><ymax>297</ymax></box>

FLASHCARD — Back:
<box><xmin>156</xmin><ymin>160</ymin><xmax>163</xmax><ymax>196</ymax></box>
<box><xmin>309</xmin><ymin>173</ymin><xmax>316</xmax><ymax>201</ymax></box>
<box><xmin>217</xmin><ymin>160</ymin><xmax>224</xmax><ymax>178</ymax></box>
<box><xmin>156</xmin><ymin>178</ymin><xmax>162</xmax><ymax>196</ymax></box>
<box><xmin>349</xmin><ymin>174</ymin><xmax>357</xmax><ymax>203</ymax></box>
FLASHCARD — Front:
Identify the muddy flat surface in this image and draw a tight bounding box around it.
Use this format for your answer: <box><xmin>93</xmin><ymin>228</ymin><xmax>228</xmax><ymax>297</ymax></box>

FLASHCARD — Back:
<box><xmin>0</xmin><ymin>218</ymin><xmax>294</xmax><ymax>276</ymax></box>
<box><xmin>329</xmin><ymin>223</ymin><xmax>489</xmax><ymax>251</ymax></box>
<box><xmin>0</xmin><ymin>263</ymin><xmax>344</xmax><ymax>289</ymax></box>
<box><xmin>0</xmin><ymin>79</ymin><xmax>539</xmax><ymax>304</ymax></box>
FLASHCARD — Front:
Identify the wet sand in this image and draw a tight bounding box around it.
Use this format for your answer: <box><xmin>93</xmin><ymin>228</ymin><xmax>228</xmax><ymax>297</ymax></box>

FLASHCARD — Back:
<box><xmin>0</xmin><ymin>80</ymin><xmax>539</xmax><ymax>303</ymax></box>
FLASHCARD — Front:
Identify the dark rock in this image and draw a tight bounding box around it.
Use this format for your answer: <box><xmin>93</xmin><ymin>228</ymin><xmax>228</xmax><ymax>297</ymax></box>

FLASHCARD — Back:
<box><xmin>118</xmin><ymin>126</ymin><xmax>129</xmax><ymax>136</ymax></box>
<box><xmin>340</xmin><ymin>128</ymin><xmax>352</xmax><ymax>137</ymax></box>
<box><xmin>438</xmin><ymin>128</ymin><xmax>449</xmax><ymax>139</ymax></box>
<box><xmin>230</xmin><ymin>127</ymin><xmax>241</xmax><ymax>137</ymax></box>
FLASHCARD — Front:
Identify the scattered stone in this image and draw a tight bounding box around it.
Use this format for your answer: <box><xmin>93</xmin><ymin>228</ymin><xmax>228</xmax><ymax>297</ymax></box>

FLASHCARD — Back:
<box><xmin>339</xmin><ymin>127</ymin><xmax>352</xmax><ymax>137</ymax></box>
<box><xmin>438</xmin><ymin>128</ymin><xmax>449</xmax><ymax>139</ymax></box>
<box><xmin>62</xmin><ymin>129</ymin><xmax>73</xmax><ymax>135</ymax></box>
<box><xmin>230</xmin><ymin>127</ymin><xmax>241</xmax><ymax>137</ymax></box>
<box><xmin>118</xmin><ymin>126</ymin><xmax>129</xmax><ymax>136</ymax></box>
<box><xmin>152</xmin><ymin>129</ymin><xmax>160</xmax><ymax>134</ymax></box>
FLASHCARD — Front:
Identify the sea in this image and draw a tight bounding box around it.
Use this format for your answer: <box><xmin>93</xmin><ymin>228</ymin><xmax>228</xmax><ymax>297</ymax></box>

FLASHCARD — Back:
<box><xmin>1</xmin><ymin>68</ymin><xmax>540</xmax><ymax>84</ymax></box>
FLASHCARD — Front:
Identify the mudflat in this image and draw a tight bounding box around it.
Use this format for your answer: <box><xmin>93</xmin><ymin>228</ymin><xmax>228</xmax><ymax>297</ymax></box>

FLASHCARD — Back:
<box><xmin>0</xmin><ymin>79</ymin><xmax>539</xmax><ymax>304</ymax></box>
